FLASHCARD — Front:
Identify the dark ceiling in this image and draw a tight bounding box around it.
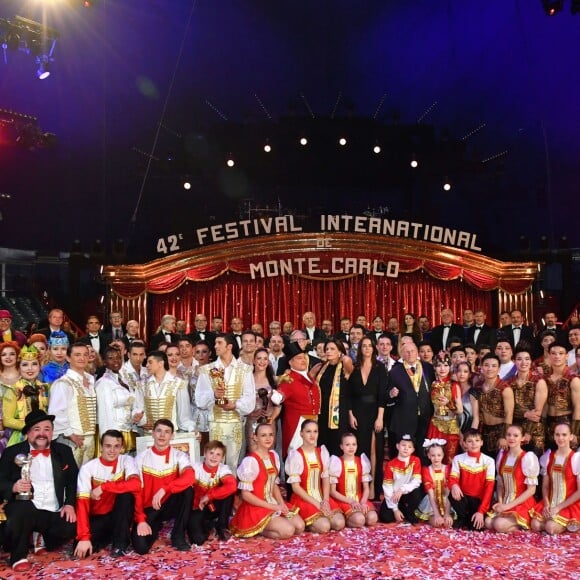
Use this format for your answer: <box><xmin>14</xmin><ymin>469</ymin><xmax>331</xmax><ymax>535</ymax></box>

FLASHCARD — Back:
<box><xmin>1</xmin><ymin>0</ymin><xmax>579</xmax><ymax>261</ymax></box>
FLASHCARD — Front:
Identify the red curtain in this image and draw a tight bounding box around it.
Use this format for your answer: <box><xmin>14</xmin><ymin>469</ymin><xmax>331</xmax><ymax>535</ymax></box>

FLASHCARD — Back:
<box><xmin>151</xmin><ymin>270</ymin><xmax>492</xmax><ymax>331</ymax></box>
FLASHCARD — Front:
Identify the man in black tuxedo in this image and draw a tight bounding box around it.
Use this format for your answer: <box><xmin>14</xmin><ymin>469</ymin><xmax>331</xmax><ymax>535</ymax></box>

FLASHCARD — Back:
<box><xmin>386</xmin><ymin>341</ymin><xmax>434</xmax><ymax>464</ymax></box>
<box><xmin>302</xmin><ymin>311</ymin><xmax>326</xmax><ymax>344</ymax></box>
<box><xmin>466</xmin><ymin>309</ymin><xmax>496</xmax><ymax>349</ymax></box>
<box><xmin>149</xmin><ymin>314</ymin><xmax>179</xmax><ymax>350</ymax></box>
<box><xmin>0</xmin><ymin>410</ymin><xmax>78</xmax><ymax>572</ymax></box>
<box><xmin>502</xmin><ymin>309</ymin><xmax>535</xmax><ymax>350</ymax></box>
<box><xmin>188</xmin><ymin>313</ymin><xmax>216</xmax><ymax>350</ymax></box>
<box><xmin>429</xmin><ymin>308</ymin><xmax>464</xmax><ymax>354</ymax></box>
<box><xmin>103</xmin><ymin>311</ymin><xmax>126</xmax><ymax>341</ymax></box>
<box><xmin>78</xmin><ymin>315</ymin><xmax>110</xmax><ymax>357</ymax></box>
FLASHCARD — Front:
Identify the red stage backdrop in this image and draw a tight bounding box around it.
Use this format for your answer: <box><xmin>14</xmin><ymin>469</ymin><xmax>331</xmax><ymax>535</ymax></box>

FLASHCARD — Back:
<box><xmin>150</xmin><ymin>270</ymin><xmax>492</xmax><ymax>333</ymax></box>
<box><xmin>105</xmin><ymin>229</ymin><xmax>538</xmax><ymax>339</ymax></box>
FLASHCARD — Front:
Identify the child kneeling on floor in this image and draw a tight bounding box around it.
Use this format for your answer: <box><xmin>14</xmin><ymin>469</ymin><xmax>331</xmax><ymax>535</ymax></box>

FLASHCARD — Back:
<box><xmin>188</xmin><ymin>440</ymin><xmax>237</xmax><ymax>544</ymax></box>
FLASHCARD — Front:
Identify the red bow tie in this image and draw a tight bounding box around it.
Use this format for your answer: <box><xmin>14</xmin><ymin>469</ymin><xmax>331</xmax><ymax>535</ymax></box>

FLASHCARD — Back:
<box><xmin>31</xmin><ymin>449</ymin><xmax>51</xmax><ymax>457</ymax></box>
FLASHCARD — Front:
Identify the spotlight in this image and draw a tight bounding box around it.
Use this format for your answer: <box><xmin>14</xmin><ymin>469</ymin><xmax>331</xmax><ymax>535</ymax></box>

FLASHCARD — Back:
<box><xmin>183</xmin><ymin>180</ymin><xmax>191</xmax><ymax>190</ymax></box>
<box><xmin>338</xmin><ymin>137</ymin><xmax>347</xmax><ymax>146</ymax></box>
<box><xmin>299</xmin><ymin>137</ymin><xmax>308</xmax><ymax>146</ymax></box>
<box><xmin>226</xmin><ymin>157</ymin><xmax>235</xmax><ymax>167</ymax></box>
<box><xmin>542</xmin><ymin>0</ymin><xmax>563</xmax><ymax>15</ymax></box>
<box><xmin>410</xmin><ymin>158</ymin><xmax>418</xmax><ymax>168</ymax></box>
<box><xmin>443</xmin><ymin>179</ymin><xmax>451</xmax><ymax>191</ymax></box>
<box><xmin>36</xmin><ymin>60</ymin><xmax>50</xmax><ymax>80</ymax></box>
<box><xmin>263</xmin><ymin>143</ymin><xmax>271</xmax><ymax>153</ymax></box>
<box><xmin>373</xmin><ymin>144</ymin><xmax>381</xmax><ymax>154</ymax></box>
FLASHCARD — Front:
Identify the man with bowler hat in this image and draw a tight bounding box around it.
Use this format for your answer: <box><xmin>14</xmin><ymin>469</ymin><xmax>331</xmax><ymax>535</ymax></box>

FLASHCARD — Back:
<box><xmin>0</xmin><ymin>410</ymin><xmax>78</xmax><ymax>572</ymax></box>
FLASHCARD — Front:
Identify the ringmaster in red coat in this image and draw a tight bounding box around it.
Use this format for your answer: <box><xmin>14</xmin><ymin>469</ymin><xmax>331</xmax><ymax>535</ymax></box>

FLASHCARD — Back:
<box><xmin>273</xmin><ymin>342</ymin><xmax>321</xmax><ymax>458</ymax></box>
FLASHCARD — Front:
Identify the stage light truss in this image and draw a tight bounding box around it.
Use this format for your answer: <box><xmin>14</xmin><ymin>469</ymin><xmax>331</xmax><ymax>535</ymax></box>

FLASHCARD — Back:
<box><xmin>0</xmin><ymin>108</ymin><xmax>57</xmax><ymax>150</ymax></box>
<box><xmin>0</xmin><ymin>15</ymin><xmax>59</xmax><ymax>78</ymax></box>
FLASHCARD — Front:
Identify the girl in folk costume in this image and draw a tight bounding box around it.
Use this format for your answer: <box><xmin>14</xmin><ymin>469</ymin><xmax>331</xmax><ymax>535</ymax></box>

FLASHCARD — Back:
<box><xmin>426</xmin><ymin>353</ymin><xmax>463</xmax><ymax>462</ymax></box>
<box><xmin>485</xmin><ymin>424</ymin><xmax>540</xmax><ymax>533</ymax></box>
<box><xmin>416</xmin><ymin>439</ymin><xmax>454</xmax><ymax>528</ymax></box>
<box><xmin>2</xmin><ymin>346</ymin><xmax>49</xmax><ymax>446</ymax></box>
<box><xmin>285</xmin><ymin>420</ymin><xmax>345</xmax><ymax>533</ymax></box>
<box><xmin>508</xmin><ymin>347</ymin><xmax>548</xmax><ymax>457</ymax></box>
<box><xmin>230</xmin><ymin>423</ymin><xmax>305</xmax><ymax>539</ymax></box>
<box><xmin>329</xmin><ymin>432</ymin><xmax>378</xmax><ymax>528</ymax></box>
<box><xmin>531</xmin><ymin>422</ymin><xmax>580</xmax><ymax>535</ymax></box>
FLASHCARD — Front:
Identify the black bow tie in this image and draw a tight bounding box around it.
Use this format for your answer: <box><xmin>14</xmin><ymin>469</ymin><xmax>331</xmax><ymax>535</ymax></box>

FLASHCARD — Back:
<box><xmin>164</xmin><ymin>331</ymin><xmax>171</xmax><ymax>335</ymax></box>
<box><xmin>476</xmin><ymin>326</ymin><xmax>483</xmax><ymax>329</ymax></box>
<box><xmin>513</xmin><ymin>327</ymin><xmax>521</xmax><ymax>330</ymax></box>
<box><xmin>444</xmin><ymin>325</ymin><xmax>451</xmax><ymax>329</ymax></box>
<box><xmin>90</xmin><ymin>334</ymin><xmax>99</xmax><ymax>339</ymax></box>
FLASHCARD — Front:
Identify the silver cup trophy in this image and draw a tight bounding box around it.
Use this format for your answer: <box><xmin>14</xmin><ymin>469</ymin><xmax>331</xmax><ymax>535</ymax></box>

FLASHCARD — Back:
<box><xmin>14</xmin><ymin>453</ymin><xmax>34</xmax><ymax>500</ymax></box>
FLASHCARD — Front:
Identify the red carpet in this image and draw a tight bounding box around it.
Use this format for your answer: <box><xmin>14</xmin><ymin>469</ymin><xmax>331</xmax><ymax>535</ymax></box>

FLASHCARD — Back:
<box><xmin>1</xmin><ymin>524</ymin><xmax>578</xmax><ymax>579</ymax></box>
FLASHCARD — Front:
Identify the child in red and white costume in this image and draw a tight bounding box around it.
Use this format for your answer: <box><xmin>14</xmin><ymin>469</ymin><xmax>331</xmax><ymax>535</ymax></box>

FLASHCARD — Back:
<box><xmin>415</xmin><ymin>439</ymin><xmax>453</xmax><ymax>528</ymax></box>
<box><xmin>485</xmin><ymin>424</ymin><xmax>539</xmax><ymax>532</ymax></box>
<box><xmin>187</xmin><ymin>440</ymin><xmax>237</xmax><ymax>544</ymax></box>
<box><xmin>132</xmin><ymin>419</ymin><xmax>194</xmax><ymax>553</ymax></box>
<box><xmin>230</xmin><ymin>423</ymin><xmax>304</xmax><ymax>539</ymax></box>
<box><xmin>74</xmin><ymin>429</ymin><xmax>141</xmax><ymax>558</ymax></box>
<box><xmin>379</xmin><ymin>433</ymin><xmax>422</xmax><ymax>524</ymax></box>
<box><xmin>285</xmin><ymin>419</ymin><xmax>345</xmax><ymax>533</ymax></box>
<box><xmin>329</xmin><ymin>432</ymin><xmax>378</xmax><ymax>528</ymax></box>
<box><xmin>448</xmin><ymin>428</ymin><xmax>495</xmax><ymax>530</ymax></box>
<box><xmin>531</xmin><ymin>421</ymin><xmax>580</xmax><ymax>535</ymax></box>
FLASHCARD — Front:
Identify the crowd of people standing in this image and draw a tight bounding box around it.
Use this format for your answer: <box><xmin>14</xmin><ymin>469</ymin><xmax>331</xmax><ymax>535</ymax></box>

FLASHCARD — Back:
<box><xmin>0</xmin><ymin>304</ymin><xmax>578</xmax><ymax>571</ymax></box>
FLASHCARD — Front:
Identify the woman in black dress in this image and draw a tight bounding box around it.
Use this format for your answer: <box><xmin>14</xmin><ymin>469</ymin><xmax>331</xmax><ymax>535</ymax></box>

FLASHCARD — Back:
<box><xmin>314</xmin><ymin>339</ymin><xmax>353</xmax><ymax>457</ymax></box>
<box><xmin>347</xmin><ymin>336</ymin><xmax>389</xmax><ymax>499</ymax></box>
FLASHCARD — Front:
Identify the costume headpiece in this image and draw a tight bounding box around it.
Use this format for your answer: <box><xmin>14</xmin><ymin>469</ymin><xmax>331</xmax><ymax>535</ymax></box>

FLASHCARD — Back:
<box><xmin>19</xmin><ymin>345</ymin><xmax>40</xmax><ymax>362</ymax></box>
<box><xmin>48</xmin><ymin>331</ymin><xmax>69</xmax><ymax>347</ymax></box>
<box><xmin>423</xmin><ymin>438</ymin><xmax>447</xmax><ymax>448</ymax></box>
<box><xmin>435</xmin><ymin>351</ymin><xmax>451</xmax><ymax>366</ymax></box>
<box><xmin>283</xmin><ymin>341</ymin><xmax>305</xmax><ymax>361</ymax></box>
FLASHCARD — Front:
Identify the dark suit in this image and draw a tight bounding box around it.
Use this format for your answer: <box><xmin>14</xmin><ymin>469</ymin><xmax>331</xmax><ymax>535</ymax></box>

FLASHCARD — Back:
<box><xmin>188</xmin><ymin>330</ymin><xmax>216</xmax><ymax>347</ymax></box>
<box><xmin>429</xmin><ymin>323</ymin><xmax>464</xmax><ymax>353</ymax></box>
<box><xmin>149</xmin><ymin>330</ymin><xmax>179</xmax><ymax>350</ymax></box>
<box><xmin>466</xmin><ymin>324</ymin><xmax>496</xmax><ymax>348</ymax></box>
<box><xmin>303</xmin><ymin>327</ymin><xmax>326</xmax><ymax>344</ymax></box>
<box><xmin>79</xmin><ymin>331</ymin><xmax>111</xmax><ymax>357</ymax></box>
<box><xmin>38</xmin><ymin>327</ymin><xmax>75</xmax><ymax>344</ymax></box>
<box><xmin>386</xmin><ymin>360</ymin><xmax>435</xmax><ymax>463</ymax></box>
<box><xmin>0</xmin><ymin>441</ymin><xmax>78</xmax><ymax>565</ymax></box>
<box><xmin>502</xmin><ymin>325</ymin><xmax>535</xmax><ymax>349</ymax></box>
<box><xmin>104</xmin><ymin>325</ymin><xmax>127</xmax><ymax>341</ymax></box>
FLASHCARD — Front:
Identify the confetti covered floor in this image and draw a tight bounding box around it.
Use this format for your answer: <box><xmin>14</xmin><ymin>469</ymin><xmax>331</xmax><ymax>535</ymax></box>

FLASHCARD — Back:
<box><xmin>1</xmin><ymin>523</ymin><xmax>578</xmax><ymax>580</ymax></box>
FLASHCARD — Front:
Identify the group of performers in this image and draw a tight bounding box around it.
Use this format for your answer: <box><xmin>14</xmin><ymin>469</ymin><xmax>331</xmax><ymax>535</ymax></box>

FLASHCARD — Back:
<box><xmin>0</xmin><ymin>307</ymin><xmax>578</xmax><ymax>572</ymax></box>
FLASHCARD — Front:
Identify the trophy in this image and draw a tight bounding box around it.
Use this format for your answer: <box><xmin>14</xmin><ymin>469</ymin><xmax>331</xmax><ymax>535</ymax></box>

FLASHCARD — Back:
<box><xmin>256</xmin><ymin>388</ymin><xmax>270</xmax><ymax>424</ymax></box>
<box><xmin>14</xmin><ymin>454</ymin><xmax>34</xmax><ymax>501</ymax></box>
<box><xmin>209</xmin><ymin>368</ymin><xmax>228</xmax><ymax>405</ymax></box>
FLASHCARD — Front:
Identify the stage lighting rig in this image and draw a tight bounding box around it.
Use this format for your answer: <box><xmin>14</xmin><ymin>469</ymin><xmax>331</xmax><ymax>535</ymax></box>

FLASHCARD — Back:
<box><xmin>0</xmin><ymin>15</ymin><xmax>59</xmax><ymax>79</ymax></box>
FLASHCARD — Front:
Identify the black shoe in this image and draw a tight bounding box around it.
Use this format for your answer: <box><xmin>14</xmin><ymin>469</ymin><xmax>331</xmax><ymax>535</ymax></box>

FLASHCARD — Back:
<box><xmin>111</xmin><ymin>547</ymin><xmax>128</xmax><ymax>558</ymax></box>
<box><xmin>172</xmin><ymin>538</ymin><xmax>190</xmax><ymax>551</ymax></box>
<box><xmin>216</xmin><ymin>529</ymin><xmax>232</xmax><ymax>542</ymax></box>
